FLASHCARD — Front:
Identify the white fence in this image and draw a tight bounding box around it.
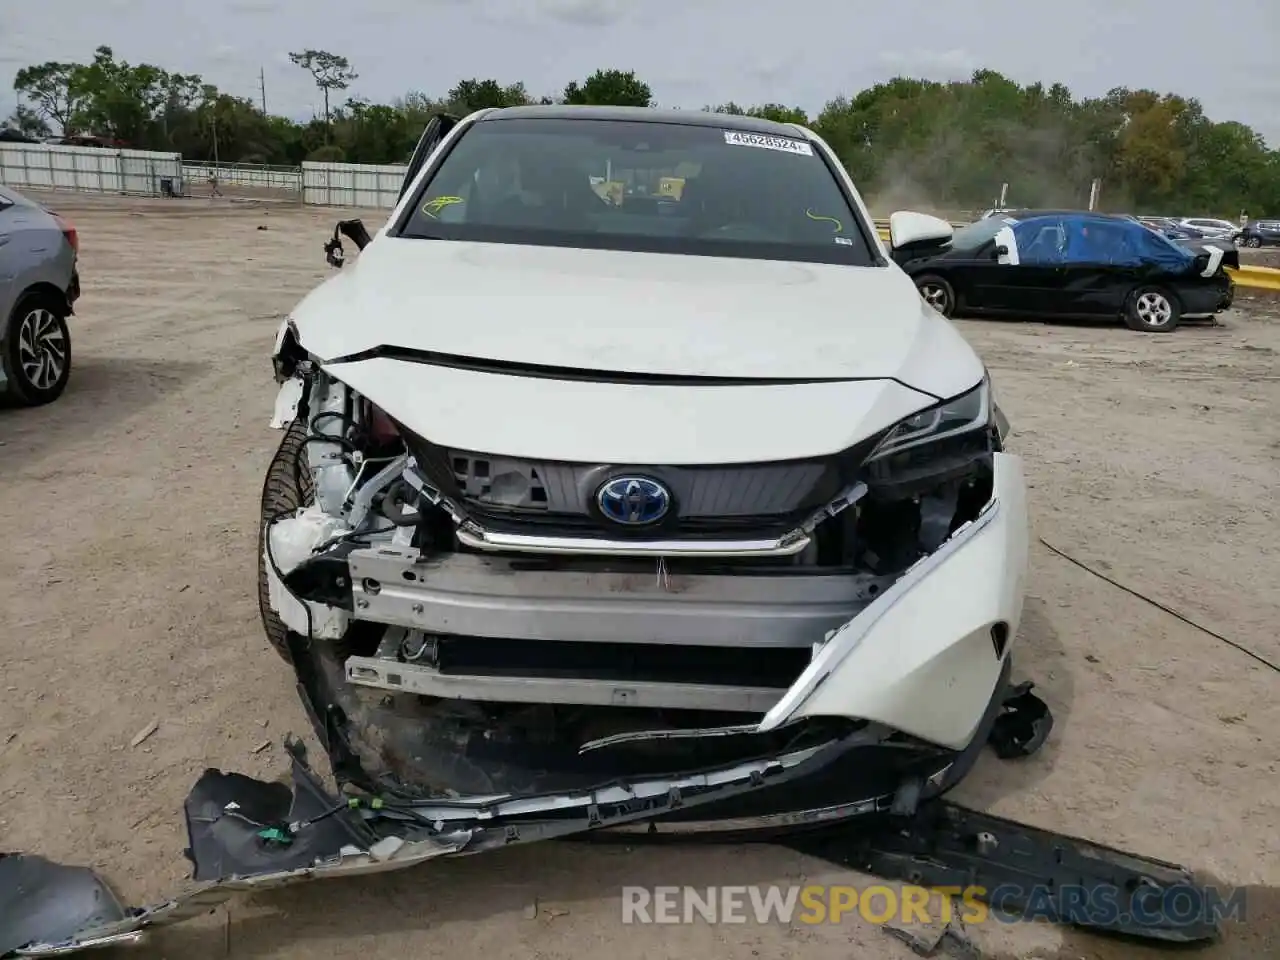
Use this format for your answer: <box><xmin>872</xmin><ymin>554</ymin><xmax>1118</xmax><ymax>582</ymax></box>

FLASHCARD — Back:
<box><xmin>0</xmin><ymin>143</ymin><xmax>183</xmax><ymax>196</ymax></box>
<box><xmin>303</xmin><ymin>161</ymin><xmax>408</xmax><ymax>208</ymax></box>
<box><xmin>1</xmin><ymin>149</ymin><xmax>416</xmax><ymax>207</ymax></box>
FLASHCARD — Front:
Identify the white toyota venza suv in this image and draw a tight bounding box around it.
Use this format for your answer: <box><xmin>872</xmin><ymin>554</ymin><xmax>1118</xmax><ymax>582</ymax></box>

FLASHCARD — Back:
<box><xmin>262</xmin><ymin>105</ymin><xmax>1030</xmax><ymax>826</ymax></box>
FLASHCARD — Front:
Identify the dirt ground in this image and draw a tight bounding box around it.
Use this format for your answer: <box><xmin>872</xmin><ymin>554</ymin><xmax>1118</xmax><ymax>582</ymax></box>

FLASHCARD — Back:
<box><xmin>1</xmin><ymin>194</ymin><xmax>1278</xmax><ymax>960</ymax></box>
<box><xmin>1241</xmin><ymin>245</ymin><xmax>1280</xmax><ymax>270</ymax></box>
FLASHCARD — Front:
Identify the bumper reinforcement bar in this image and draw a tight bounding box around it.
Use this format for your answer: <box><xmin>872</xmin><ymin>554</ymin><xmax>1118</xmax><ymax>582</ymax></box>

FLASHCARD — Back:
<box><xmin>346</xmin><ymin>651</ymin><xmax>784</xmax><ymax>712</ymax></box>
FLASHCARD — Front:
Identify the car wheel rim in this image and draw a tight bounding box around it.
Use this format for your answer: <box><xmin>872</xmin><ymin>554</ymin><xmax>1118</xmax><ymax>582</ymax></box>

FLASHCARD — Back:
<box><xmin>1135</xmin><ymin>292</ymin><xmax>1172</xmax><ymax>327</ymax></box>
<box><xmin>17</xmin><ymin>308</ymin><xmax>66</xmax><ymax>390</ymax></box>
<box><xmin>920</xmin><ymin>284</ymin><xmax>948</xmax><ymax>312</ymax></box>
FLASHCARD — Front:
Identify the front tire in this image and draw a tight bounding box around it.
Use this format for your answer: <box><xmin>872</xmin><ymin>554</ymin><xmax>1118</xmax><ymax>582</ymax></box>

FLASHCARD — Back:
<box><xmin>915</xmin><ymin>274</ymin><xmax>955</xmax><ymax>317</ymax></box>
<box><xmin>1246</xmin><ymin>237</ymin><xmax>1262</xmax><ymax>248</ymax></box>
<box><xmin>1124</xmin><ymin>286</ymin><xmax>1180</xmax><ymax>333</ymax></box>
<box><xmin>3</xmin><ymin>292</ymin><xmax>71</xmax><ymax>405</ymax></box>
<box><xmin>258</xmin><ymin>417</ymin><xmax>315</xmax><ymax>661</ymax></box>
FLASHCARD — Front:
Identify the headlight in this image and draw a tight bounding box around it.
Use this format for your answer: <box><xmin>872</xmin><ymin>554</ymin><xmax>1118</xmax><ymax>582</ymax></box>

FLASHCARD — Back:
<box><xmin>867</xmin><ymin>373</ymin><xmax>993</xmax><ymax>462</ymax></box>
<box><xmin>272</xmin><ymin>319</ymin><xmax>306</xmax><ymax>382</ymax></box>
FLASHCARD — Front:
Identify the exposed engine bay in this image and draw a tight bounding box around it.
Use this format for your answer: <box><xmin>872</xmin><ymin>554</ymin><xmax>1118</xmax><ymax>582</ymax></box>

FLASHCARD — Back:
<box><xmin>261</xmin><ymin>333</ymin><xmax>1018</xmax><ymax>804</ymax></box>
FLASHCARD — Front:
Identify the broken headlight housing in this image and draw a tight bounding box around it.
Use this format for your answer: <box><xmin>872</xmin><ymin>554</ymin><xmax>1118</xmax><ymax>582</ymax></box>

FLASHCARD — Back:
<box><xmin>861</xmin><ymin>372</ymin><xmax>1000</xmax><ymax>499</ymax></box>
<box><xmin>868</xmin><ymin>373</ymin><xmax>994</xmax><ymax>462</ymax></box>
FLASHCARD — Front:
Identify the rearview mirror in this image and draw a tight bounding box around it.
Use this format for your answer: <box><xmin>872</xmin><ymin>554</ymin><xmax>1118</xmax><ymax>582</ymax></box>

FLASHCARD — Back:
<box><xmin>888</xmin><ymin>211</ymin><xmax>953</xmax><ymax>250</ymax></box>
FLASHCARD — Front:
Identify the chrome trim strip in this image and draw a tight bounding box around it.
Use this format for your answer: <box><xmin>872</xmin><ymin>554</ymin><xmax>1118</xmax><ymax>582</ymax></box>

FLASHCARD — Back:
<box><xmin>598</xmin><ymin>795</ymin><xmax>893</xmax><ymax>834</ymax></box>
<box><xmin>18</xmin><ymin>931</ymin><xmax>148</xmax><ymax>956</ymax></box>
<box><xmin>453</xmin><ymin>481</ymin><xmax>866</xmax><ymax>557</ymax></box>
<box><xmin>455</xmin><ymin>527</ymin><xmax>811</xmax><ymax>557</ymax></box>
<box><xmin>579</xmin><ymin>719</ymin><xmax>892</xmax><ymax>754</ymax></box>
<box><xmin>395</xmin><ymin>741</ymin><xmax>836</xmax><ymax>823</ymax></box>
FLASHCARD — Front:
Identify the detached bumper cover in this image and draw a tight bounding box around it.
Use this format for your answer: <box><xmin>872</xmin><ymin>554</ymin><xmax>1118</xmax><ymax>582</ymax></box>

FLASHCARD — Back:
<box><xmin>9</xmin><ymin>734</ymin><xmax>864</xmax><ymax>954</ymax></box>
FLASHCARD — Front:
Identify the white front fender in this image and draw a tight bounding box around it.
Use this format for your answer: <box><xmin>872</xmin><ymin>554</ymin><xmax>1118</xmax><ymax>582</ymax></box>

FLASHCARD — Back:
<box><xmin>758</xmin><ymin>452</ymin><xmax>1029</xmax><ymax>749</ymax></box>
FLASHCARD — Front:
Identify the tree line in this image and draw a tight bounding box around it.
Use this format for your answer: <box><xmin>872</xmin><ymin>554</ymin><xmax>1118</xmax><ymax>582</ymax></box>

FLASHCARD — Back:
<box><xmin>7</xmin><ymin>46</ymin><xmax>1279</xmax><ymax>216</ymax></box>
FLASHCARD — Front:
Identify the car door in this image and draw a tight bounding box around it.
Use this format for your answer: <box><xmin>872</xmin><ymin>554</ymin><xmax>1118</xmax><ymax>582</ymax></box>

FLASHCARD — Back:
<box><xmin>903</xmin><ymin>217</ymin><xmax>1011</xmax><ymax>311</ymax></box>
<box><xmin>0</xmin><ymin>197</ymin><xmax>17</xmax><ymax>317</ymax></box>
<box><xmin>1054</xmin><ymin>216</ymin><xmax>1141</xmax><ymax>316</ymax></box>
<box><xmin>948</xmin><ymin>248</ymin><xmax>1007</xmax><ymax>310</ymax></box>
<box><xmin>398</xmin><ymin>114</ymin><xmax>461</xmax><ymax>202</ymax></box>
<box><xmin>978</xmin><ymin>217</ymin><xmax>1071</xmax><ymax>314</ymax></box>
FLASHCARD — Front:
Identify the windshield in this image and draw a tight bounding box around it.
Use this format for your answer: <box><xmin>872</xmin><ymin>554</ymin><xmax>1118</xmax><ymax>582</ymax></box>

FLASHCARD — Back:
<box><xmin>399</xmin><ymin>117</ymin><xmax>876</xmax><ymax>265</ymax></box>
<box><xmin>949</xmin><ymin>217</ymin><xmax>1010</xmax><ymax>250</ymax></box>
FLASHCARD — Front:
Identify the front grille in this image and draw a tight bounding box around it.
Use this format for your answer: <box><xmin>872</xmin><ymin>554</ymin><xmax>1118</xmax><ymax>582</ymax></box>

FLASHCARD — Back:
<box><xmin>449</xmin><ymin>452</ymin><xmax>829</xmax><ymax>518</ymax></box>
<box><xmin>403</xmin><ymin>431</ymin><xmax>886</xmax><ymax>541</ymax></box>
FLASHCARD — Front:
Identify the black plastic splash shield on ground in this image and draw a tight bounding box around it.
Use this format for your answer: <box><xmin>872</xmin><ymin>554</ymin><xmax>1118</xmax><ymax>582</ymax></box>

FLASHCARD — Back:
<box><xmin>6</xmin><ymin>794</ymin><xmax>1223</xmax><ymax>953</ymax></box>
<box><xmin>783</xmin><ymin>802</ymin><xmax>1222</xmax><ymax>944</ymax></box>
<box><xmin>0</xmin><ymin>855</ymin><xmax>134</xmax><ymax>957</ymax></box>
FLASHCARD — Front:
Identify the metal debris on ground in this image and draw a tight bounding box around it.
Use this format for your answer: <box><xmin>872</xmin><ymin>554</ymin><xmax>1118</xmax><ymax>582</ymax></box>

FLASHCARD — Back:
<box><xmin>882</xmin><ymin>919</ymin><xmax>980</xmax><ymax>959</ymax></box>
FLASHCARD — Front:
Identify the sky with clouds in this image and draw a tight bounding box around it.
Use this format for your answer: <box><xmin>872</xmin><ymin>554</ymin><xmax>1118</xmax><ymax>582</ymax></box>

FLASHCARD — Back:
<box><xmin>4</xmin><ymin>0</ymin><xmax>1279</xmax><ymax>147</ymax></box>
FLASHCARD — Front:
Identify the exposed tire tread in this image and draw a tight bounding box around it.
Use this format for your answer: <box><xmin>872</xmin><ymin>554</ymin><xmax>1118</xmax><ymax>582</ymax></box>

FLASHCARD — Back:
<box><xmin>257</xmin><ymin>416</ymin><xmax>315</xmax><ymax>661</ymax></box>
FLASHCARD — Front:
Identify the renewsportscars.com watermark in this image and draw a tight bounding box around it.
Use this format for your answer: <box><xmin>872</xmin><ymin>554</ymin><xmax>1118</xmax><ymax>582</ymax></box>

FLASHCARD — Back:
<box><xmin>621</xmin><ymin>884</ymin><xmax>1246</xmax><ymax>927</ymax></box>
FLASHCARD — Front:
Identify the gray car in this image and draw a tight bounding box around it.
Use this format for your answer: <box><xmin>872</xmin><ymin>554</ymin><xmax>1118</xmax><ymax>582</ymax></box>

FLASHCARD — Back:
<box><xmin>0</xmin><ymin>185</ymin><xmax>80</xmax><ymax>405</ymax></box>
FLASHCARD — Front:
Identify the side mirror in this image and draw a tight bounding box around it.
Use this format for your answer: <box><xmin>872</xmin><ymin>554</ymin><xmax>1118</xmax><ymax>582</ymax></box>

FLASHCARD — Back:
<box><xmin>323</xmin><ymin>219</ymin><xmax>372</xmax><ymax>269</ymax></box>
<box><xmin>888</xmin><ymin>211</ymin><xmax>953</xmax><ymax>250</ymax></box>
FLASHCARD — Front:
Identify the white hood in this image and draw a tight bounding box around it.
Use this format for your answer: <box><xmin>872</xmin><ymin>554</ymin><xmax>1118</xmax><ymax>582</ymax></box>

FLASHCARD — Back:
<box><xmin>287</xmin><ymin>237</ymin><xmax>987</xmax><ymax>463</ymax></box>
<box><xmin>290</xmin><ymin>237</ymin><xmax>983</xmax><ymax>396</ymax></box>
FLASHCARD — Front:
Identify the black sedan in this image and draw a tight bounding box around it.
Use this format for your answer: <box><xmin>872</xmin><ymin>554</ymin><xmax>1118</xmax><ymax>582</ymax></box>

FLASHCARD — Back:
<box><xmin>893</xmin><ymin>210</ymin><xmax>1235</xmax><ymax>332</ymax></box>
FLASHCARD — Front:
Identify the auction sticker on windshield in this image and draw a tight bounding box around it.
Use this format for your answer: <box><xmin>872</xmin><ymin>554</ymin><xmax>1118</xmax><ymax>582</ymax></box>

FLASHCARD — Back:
<box><xmin>723</xmin><ymin>130</ymin><xmax>814</xmax><ymax>156</ymax></box>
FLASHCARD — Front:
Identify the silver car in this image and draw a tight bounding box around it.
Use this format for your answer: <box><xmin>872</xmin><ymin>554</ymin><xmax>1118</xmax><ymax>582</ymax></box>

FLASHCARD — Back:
<box><xmin>0</xmin><ymin>185</ymin><xmax>80</xmax><ymax>405</ymax></box>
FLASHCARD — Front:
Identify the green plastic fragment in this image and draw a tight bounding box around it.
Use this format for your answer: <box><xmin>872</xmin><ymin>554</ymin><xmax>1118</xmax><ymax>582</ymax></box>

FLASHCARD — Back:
<box><xmin>257</xmin><ymin>826</ymin><xmax>293</xmax><ymax>845</ymax></box>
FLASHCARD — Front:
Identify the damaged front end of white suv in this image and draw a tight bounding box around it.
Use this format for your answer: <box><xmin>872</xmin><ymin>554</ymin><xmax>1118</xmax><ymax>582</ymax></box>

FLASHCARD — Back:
<box><xmin>262</xmin><ymin>342</ymin><xmax>1029</xmax><ymax>829</ymax></box>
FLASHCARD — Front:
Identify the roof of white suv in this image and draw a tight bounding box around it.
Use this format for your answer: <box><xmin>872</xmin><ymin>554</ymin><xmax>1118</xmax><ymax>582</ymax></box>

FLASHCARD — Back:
<box><xmin>480</xmin><ymin>104</ymin><xmax>806</xmax><ymax>137</ymax></box>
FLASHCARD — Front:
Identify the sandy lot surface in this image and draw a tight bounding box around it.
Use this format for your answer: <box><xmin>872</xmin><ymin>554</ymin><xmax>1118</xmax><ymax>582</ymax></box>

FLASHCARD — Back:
<box><xmin>1</xmin><ymin>195</ymin><xmax>1277</xmax><ymax>959</ymax></box>
<box><xmin>1241</xmin><ymin>246</ymin><xmax>1280</xmax><ymax>270</ymax></box>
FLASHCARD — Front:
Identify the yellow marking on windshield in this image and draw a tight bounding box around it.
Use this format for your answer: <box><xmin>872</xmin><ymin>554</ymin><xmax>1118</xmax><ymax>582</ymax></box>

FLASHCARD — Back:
<box><xmin>805</xmin><ymin>209</ymin><xmax>843</xmax><ymax>233</ymax></box>
<box><xmin>422</xmin><ymin>196</ymin><xmax>465</xmax><ymax>218</ymax></box>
